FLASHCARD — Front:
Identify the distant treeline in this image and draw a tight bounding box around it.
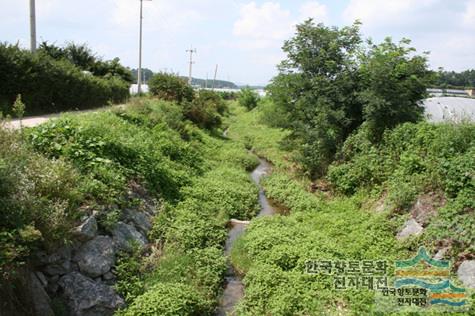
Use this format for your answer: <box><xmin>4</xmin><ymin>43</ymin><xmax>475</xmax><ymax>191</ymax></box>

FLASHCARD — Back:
<box><xmin>130</xmin><ymin>68</ymin><xmax>238</xmax><ymax>89</ymax></box>
<box><xmin>0</xmin><ymin>42</ymin><xmax>130</xmax><ymax>116</ymax></box>
<box><xmin>435</xmin><ymin>69</ymin><xmax>475</xmax><ymax>89</ymax></box>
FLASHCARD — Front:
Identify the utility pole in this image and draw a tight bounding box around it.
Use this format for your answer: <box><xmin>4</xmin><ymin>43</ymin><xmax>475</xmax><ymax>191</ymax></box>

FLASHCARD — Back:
<box><xmin>137</xmin><ymin>0</ymin><xmax>152</xmax><ymax>95</ymax></box>
<box><xmin>29</xmin><ymin>0</ymin><xmax>36</xmax><ymax>53</ymax></box>
<box><xmin>205</xmin><ymin>73</ymin><xmax>208</xmax><ymax>89</ymax></box>
<box><xmin>186</xmin><ymin>46</ymin><xmax>197</xmax><ymax>85</ymax></box>
<box><xmin>212</xmin><ymin>64</ymin><xmax>219</xmax><ymax>90</ymax></box>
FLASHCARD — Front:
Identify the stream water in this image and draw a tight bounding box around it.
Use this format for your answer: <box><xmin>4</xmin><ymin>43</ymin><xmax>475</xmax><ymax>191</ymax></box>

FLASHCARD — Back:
<box><xmin>217</xmin><ymin>158</ymin><xmax>276</xmax><ymax>316</ymax></box>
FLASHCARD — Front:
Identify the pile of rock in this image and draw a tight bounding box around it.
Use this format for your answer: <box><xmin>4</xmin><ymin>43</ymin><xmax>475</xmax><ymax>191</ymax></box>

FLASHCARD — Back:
<box><xmin>32</xmin><ymin>183</ymin><xmax>158</xmax><ymax>316</ymax></box>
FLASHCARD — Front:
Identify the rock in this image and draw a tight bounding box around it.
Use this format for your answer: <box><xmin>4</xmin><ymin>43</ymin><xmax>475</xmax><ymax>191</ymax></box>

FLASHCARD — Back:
<box><xmin>59</xmin><ymin>272</ymin><xmax>124</xmax><ymax>316</ymax></box>
<box><xmin>457</xmin><ymin>260</ymin><xmax>475</xmax><ymax>289</ymax></box>
<box><xmin>103</xmin><ymin>271</ymin><xmax>115</xmax><ymax>280</ymax></box>
<box><xmin>410</xmin><ymin>193</ymin><xmax>444</xmax><ymax>226</ymax></box>
<box><xmin>74</xmin><ymin>236</ymin><xmax>115</xmax><ymax>278</ymax></box>
<box><xmin>124</xmin><ymin>208</ymin><xmax>152</xmax><ymax>235</ymax></box>
<box><xmin>30</xmin><ymin>272</ymin><xmax>54</xmax><ymax>316</ymax></box>
<box><xmin>40</xmin><ymin>247</ymin><xmax>72</xmax><ymax>276</ymax></box>
<box><xmin>112</xmin><ymin>222</ymin><xmax>147</xmax><ymax>252</ymax></box>
<box><xmin>35</xmin><ymin>271</ymin><xmax>48</xmax><ymax>287</ymax></box>
<box><xmin>397</xmin><ymin>218</ymin><xmax>423</xmax><ymax>240</ymax></box>
<box><xmin>434</xmin><ymin>247</ymin><xmax>450</xmax><ymax>260</ymax></box>
<box><xmin>230</xmin><ymin>219</ymin><xmax>250</xmax><ymax>225</ymax></box>
<box><xmin>73</xmin><ymin>216</ymin><xmax>98</xmax><ymax>241</ymax></box>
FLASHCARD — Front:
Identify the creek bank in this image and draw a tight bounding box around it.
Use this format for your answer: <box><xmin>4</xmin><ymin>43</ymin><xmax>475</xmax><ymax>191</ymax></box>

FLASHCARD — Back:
<box><xmin>217</xmin><ymin>158</ymin><xmax>275</xmax><ymax>316</ymax></box>
<box><xmin>30</xmin><ymin>182</ymin><xmax>159</xmax><ymax>316</ymax></box>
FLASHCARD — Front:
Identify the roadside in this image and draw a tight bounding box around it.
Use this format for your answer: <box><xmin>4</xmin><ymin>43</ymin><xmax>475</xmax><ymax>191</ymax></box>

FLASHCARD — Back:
<box><xmin>4</xmin><ymin>104</ymin><xmax>126</xmax><ymax>129</ymax></box>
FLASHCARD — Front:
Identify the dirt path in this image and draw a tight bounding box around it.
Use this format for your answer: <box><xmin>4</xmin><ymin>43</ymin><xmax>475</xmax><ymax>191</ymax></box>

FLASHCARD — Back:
<box><xmin>4</xmin><ymin>105</ymin><xmax>125</xmax><ymax>129</ymax></box>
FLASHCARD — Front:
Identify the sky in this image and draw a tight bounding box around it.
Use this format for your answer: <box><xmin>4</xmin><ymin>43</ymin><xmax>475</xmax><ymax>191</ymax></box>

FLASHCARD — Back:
<box><xmin>1</xmin><ymin>0</ymin><xmax>474</xmax><ymax>85</ymax></box>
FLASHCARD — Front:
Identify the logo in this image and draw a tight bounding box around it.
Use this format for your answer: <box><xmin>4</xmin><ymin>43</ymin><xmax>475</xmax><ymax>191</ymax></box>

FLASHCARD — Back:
<box><xmin>394</xmin><ymin>247</ymin><xmax>467</xmax><ymax>308</ymax></box>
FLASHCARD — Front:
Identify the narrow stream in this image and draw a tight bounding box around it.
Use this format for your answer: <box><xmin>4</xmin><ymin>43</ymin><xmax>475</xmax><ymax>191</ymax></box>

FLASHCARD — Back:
<box><xmin>217</xmin><ymin>158</ymin><xmax>276</xmax><ymax>316</ymax></box>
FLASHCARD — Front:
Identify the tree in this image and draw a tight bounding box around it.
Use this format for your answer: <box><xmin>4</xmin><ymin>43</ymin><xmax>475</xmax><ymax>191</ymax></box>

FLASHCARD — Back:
<box><xmin>358</xmin><ymin>38</ymin><xmax>433</xmax><ymax>141</ymax></box>
<box><xmin>238</xmin><ymin>87</ymin><xmax>259</xmax><ymax>110</ymax></box>
<box><xmin>266</xmin><ymin>20</ymin><xmax>432</xmax><ymax>177</ymax></box>
<box><xmin>38</xmin><ymin>42</ymin><xmax>133</xmax><ymax>83</ymax></box>
<box><xmin>148</xmin><ymin>73</ymin><xmax>194</xmax><ymax>103</ymax></box>
<box><xmin>267</xmin><ymin>20</ymin><xmax>364</xmax><ymax>176</ymax></box>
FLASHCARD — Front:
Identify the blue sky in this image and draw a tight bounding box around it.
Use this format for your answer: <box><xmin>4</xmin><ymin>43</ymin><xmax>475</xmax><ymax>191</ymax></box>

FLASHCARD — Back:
<box><xmin>1</xmin><ymin>0</ymin><xmax>474</xmax><ymax>85</ymax></box>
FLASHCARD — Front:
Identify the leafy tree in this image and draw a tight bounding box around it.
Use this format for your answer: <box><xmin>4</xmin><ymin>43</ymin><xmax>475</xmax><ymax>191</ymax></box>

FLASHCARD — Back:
<box><xmin>358</xmin><ymin>38</ymin><xmax>432</xmax><ymax>141</ymax></box>
<box><xmin>38</xmin><ymin>42</ymin><xmax>133</xmax><ymax>83</ymax></box>
<box><xmin>238</xmin><ymin>87</ymin><xmax>259</xmax><ymax>110</ymax></box>
<box><xmin>266</xmin><ymin>20</ymin><xmax>432</xmax><ymax>177</ymax></box>
<box><xmin>435</xmin><ymin>69</ymin><xmax>475</xmax><ymax>88</ymax></box>
<box><xmin>148</xmin><ymin>72</ymin><xmax>194</xmax><ymax>103</ymax></box>
<box><xmin>267</xmin><ymin>20</ymin><xmax>364</xmax><ymax>176</ymax></box>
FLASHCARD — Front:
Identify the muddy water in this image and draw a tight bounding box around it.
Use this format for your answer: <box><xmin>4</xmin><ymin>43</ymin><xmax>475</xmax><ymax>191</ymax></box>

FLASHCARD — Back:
<box><xmin>217</xmin><ymin>158</ymin><xmax>276</xmax><ymax>316</ymax></box>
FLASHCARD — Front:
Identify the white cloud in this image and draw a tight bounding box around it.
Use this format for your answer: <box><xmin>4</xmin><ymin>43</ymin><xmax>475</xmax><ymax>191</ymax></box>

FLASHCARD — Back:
<box><xmin>111</xmin><ymin>0</ymin><xmax>203</xmax><ymax>33</ymax></box>
<box><xmin>233</xmin><ymin>1</ymin><xmax>329</xmax><ymax>50</ymax></box>
<box><xmin>463</xmin><ymin>0</ymin><xmax>475</xmax><ymax>27</ymax></box>
<box><xmin>233</xmin><ymin>2</ymin><xmax>293</xmax><ymax>41</ymax></box>
<box><xmin>343</xmin><ymin>0</ymin><xmax>436</xmax><ymax>26</ymax></box>
<box><xmin>299</xmin><ymin>1</ymin><xmax>329</xmax><ymax>24</ymax></box>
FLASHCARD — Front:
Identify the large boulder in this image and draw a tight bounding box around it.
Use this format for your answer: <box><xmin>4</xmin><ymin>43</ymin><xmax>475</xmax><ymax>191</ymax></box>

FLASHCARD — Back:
<box><xmin>397</xmin><ymin>218</ymin><xmax>423</xmax><ymax>240</ymax></box>
<box><xmin>124</xmin><ymin>208</ymin><xmax>152</xmax><ymax>235</ymax></box>
<box><xmin>457</xmin><ymin>260</ymin><xmax>475</xmax><ymax>289</ymax></box>
<box><xmin>38</xmin><ymin>246</ymin><xmax>72</xmax><ymax>276</ymax></box>
<box><xmin>112</xmin><ymin>222</ymin><xmax>147</xmax><ymax>252</ymax></box>
<box><xmin>74</xmin><ymin>236</ymin><xmax>115</xmax><ymax>278</ymax></box>
<box><xmin>73</xmin><ymin>216</ymin><xmax>98</xmax><ymax>241</ymax></box>
<box><xmin>59</xmin><ymin>272</ymin><xmax>124</xmax><ymax>316</ymax></box>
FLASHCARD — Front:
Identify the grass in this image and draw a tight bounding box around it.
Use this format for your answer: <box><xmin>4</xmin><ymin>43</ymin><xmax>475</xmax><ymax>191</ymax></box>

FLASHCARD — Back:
<box><xmin>227</xmin><ymin>102</ymin><xmax>475</xmax><ymax>315</ymax></box>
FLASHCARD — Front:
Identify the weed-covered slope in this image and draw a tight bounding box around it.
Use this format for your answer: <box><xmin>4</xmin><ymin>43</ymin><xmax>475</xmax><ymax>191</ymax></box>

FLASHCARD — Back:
<box><xmin>228</xmin><ymin>103</ymin><xmax>475</xmax><ymax>315</ymax></box>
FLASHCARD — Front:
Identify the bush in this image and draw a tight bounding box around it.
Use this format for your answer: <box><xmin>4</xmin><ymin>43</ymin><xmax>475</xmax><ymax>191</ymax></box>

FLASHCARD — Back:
<box><xmin>148</xmin><ymin>72</ymin><xmax>194</xmax><ymax>103</ymax></box>
<box><xmin>0</xmin><ymin>44</ymin><xmax>129</xmax><ymax>116</ymax></box>
<box><xmin>238</xmin><ymin>87</ymin><xmax>259</xmax><ymax>110</ymax></box>
<box><xmin>0</xmin><ymin>128</ymin><xmax>84</xmax><ymax>279</ymax></box>
<box><xmin>118</xmin><ymin>283</ymin><xmax>208</xmax><ymax>316</ymax></box>
<box><xmin>183</xmin><ymin>90</ymin><xmax>227</xmax><ymax>129</ymax></box>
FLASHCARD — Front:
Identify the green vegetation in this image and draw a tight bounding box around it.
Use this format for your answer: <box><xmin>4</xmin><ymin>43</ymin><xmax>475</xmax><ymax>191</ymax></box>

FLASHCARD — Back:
<box><xmin>38</xmin><ymin>42</ymin><xmax>133</xmax><ymax>83</ymax></box>
<box><xmin>328</xmin><ymin>122</ymin><xmax>475</xmax><ymax>255</ymax></box>
<box><xmin>435</xmin><ymin>69</ymin><xmax>475</xmax><ymax>89</ymax></box>
<box><xmin>238</xmin><ymin>87</ymin><xmax>259</xmax><ymax>110</ymax></box>
<box><xmin>0</xmin><ymin>88</ymin><xmax>259</xmax><ymax>315</ymax></box>
<box><xmin>148</xmin><ymin>73</ymin><xmax>228</xmax><ymax>130</ymax></box>
<box><xmin>148</xmin><ymin>73</ymin><xmax>194</xmax><ymax>103</ymax></box>
<box><xmin>227</xmin><ymin>101</ymin><xmax>475</xmax><ymax>315</ymax></box>
<box><xmin>267</xmin><ymin>20</ymin><xmax>432</xmax><ymax>176</ymax></box>
<box><xmin>0</xmin><ymin>43</ymin><xmax>129</xmax><ymax>116</ymax></box>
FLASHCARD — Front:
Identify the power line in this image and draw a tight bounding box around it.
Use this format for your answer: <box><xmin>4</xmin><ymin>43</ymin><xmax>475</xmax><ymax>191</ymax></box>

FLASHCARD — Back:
<box><xmin>186</xmin><ymin>46</ymin><xmax>197</xmax><ymax>85</ymax></box>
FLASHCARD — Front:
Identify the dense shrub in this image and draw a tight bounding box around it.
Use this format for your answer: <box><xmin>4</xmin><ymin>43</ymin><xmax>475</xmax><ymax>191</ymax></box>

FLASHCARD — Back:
<box><xmin>118</xmin><ymin>283</ymin><xmax>208</xmax><ymax>316</ymax></box>
<box><xmin>183</xmin><ymin>90</ymin><xmax>227</xmax><ymax>129</ymax></box>
<box><xmin>27</xmin><ymin>110</ymin><xmax>202</xmax><ymax>201</ymax></box>
<box><xmin>148</xmin><ymin>72</ymin><xmax>194</xmax><ymax>102</ymax></box>
<box><xmin>238</xmin><ymin>87</ymin><xmax>259</xmax><ymax>110</ymax></box>
<box><xmin>328</xmin><ymin>122</ymin><xmax>475</xmax><ymax>253</ymax></box>
<box><xmin>38</xmin><ymin>42</ymin><xmax>133</xmax><ymax>83</ymax></box>
<box><xmin>0</xmin><ymin>128</ymin><xmax>84</xmax><ymax>279</ymax></box>
<box><xmin>216</xmin><ymin>90</ymin><xmax>239</xmax><ymax>100</ymax></box>
<box><xmin>0</xmin><ymin>44</ymin><xmax>129</xmax><ymax>116</ymax></box>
